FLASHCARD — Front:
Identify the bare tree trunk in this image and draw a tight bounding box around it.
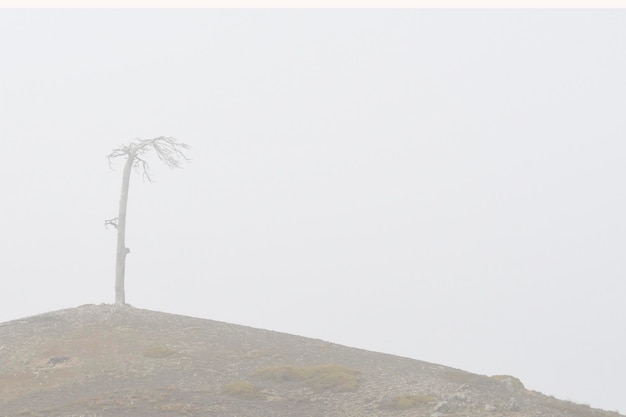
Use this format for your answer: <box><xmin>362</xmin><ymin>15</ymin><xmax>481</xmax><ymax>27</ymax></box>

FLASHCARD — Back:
<box><xmin>108</xmin><ymin>137</ymin><xmax>189</xmax><ymax>305</ymax></box>
<box><xmin>115</xmin><ymin>153</ymin><xmax>134</xmax><ymax>305</ymax></box>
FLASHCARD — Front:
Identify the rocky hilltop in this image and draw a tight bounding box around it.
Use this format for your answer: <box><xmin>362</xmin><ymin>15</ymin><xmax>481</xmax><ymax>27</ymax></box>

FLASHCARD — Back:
<box><xmin>0</xmin><ymin>304</ymin><xmax>621</xmax><ymax>417</ymax></box>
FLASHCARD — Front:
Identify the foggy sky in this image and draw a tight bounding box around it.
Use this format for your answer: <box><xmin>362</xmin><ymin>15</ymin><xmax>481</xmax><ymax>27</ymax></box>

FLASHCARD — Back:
<box><xmin>0</xmin><ymin>8</ymin><xmax>625</xmax><ymax>413</ymax></box>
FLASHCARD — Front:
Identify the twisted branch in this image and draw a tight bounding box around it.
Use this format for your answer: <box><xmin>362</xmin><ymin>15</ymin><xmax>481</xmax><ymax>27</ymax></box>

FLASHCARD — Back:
<box><xmin>106</xmin><ymin>136</ymin><xmax>190</xmax><ymax>182</ymax></box>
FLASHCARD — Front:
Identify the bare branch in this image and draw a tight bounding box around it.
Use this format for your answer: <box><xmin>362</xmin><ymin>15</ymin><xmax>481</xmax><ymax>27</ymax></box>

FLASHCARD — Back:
<box><xmin>104</xmin><ymin>217</ymin><xmax>118</xmax><ymax>230</ymax></box>
<box><xmin>133</xmin><ymin>155</ymin><xmax>152</xmax><ymax>182</ymax></box>
<box><xmin>106</xmin><ymin>136</ymin><xmax>190</xmax><ymax>181</ymax></box>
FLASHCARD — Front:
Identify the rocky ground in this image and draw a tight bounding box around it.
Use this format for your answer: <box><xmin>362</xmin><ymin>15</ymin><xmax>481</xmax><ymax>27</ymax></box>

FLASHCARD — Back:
<box><xmin>0</xmin><ymin>304</ymin><xmax>621</xmax><ymax>417</ymax></box>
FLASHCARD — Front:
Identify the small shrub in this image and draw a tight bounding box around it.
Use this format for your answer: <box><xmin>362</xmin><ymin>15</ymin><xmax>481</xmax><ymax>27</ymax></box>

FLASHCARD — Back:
<box><xmin>143</xmin><ymin>345</ymin><xmax>175</xmax><ymax>358</ymax></box>
<box><xmin>222</xmin><ymin>381</ymin><xmax>260</xmax><ymax>399</ymax></box>
<box><xmin>47</xmin><ymin>356</ymin><xmax>70</xmax><ymax>367</ymax></box>
<box><xmin>255</xmin><ymin>364</ymin><xmax>360</xmax><ymax>392</ymax></box>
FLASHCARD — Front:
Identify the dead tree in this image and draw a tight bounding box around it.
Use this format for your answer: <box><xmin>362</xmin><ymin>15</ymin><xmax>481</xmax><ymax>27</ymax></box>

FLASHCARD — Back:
<box><xmin>106</xmin><ymin>137</ymin><xmax>190</xmax><ymax>305</ymax></box>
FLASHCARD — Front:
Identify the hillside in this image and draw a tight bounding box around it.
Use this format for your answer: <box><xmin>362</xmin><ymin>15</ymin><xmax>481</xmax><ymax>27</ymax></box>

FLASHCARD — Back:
<box><xmin>0</xmin><ymin>304</ymin><xmax>621</xmax><ymax>417</ymax></box>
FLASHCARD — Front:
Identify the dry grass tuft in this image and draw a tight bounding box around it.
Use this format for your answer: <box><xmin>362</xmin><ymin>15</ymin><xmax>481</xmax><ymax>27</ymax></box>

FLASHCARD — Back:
<box><xmin>160</xmin><ymin>402</ymin><xmax>198</xmax><ymax>414</ymax></box>
<box><xmin>491</xmin><ymin>374</ymin><xmax>525</xmax><ymax>389</ymax></box>
<box><xmin>380</xmin><ymin>393</ymin><xmax>436</xmax><ymax>410</ymax></box>
<box><xmin>142</xmin><ymin>345</ymin><xmax>175</xmax><ymax>358</ymax></box>
<box><xmin>255</xmin><ymin>364</ymin><xmax>360</xmax><ymax>392</ymax></box>
<box><xmin>222</xmin><ymin>381</ymin><xmax>261</xmax><ymax>399</ymax></box>
<box><xmin>541</xmin><ymin>397</ymin><xmax>598</xmax><ymax>417</ymax></box>
<box><xmin>443</xmin><ymin>369</ymin><xmax>471</xmax><ymax>382</ymax></box>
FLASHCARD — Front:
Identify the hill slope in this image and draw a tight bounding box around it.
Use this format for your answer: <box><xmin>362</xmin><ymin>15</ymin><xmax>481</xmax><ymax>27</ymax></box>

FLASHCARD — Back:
<box><xmin>0</xmin><ymin>304</ymin><xmax>620</xmax><ymax>417</ymax></box>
